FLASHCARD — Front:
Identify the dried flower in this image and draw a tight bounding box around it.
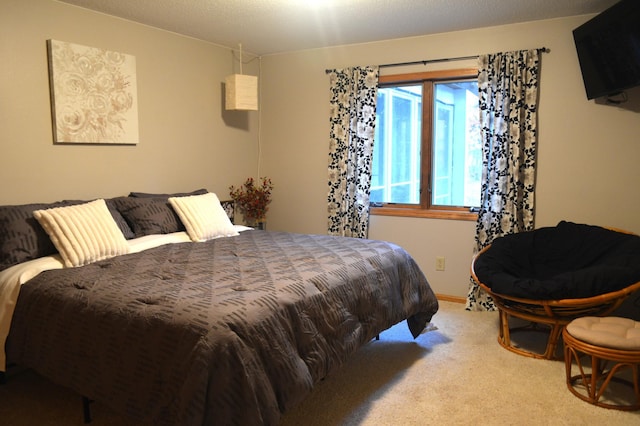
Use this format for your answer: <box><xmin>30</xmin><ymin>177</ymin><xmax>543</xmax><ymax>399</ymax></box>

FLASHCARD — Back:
<box><xmin>229</xmin><ymin>177</ymin><xmax>274</xmax><ymax>223</ymax></box>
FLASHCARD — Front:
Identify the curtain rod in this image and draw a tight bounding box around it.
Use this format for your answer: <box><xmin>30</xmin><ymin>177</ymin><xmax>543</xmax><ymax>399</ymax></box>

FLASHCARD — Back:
<box><xmin>325</xmin><ymin>47</ymin><xmax>548</xmax><ymax>74</ymax></box>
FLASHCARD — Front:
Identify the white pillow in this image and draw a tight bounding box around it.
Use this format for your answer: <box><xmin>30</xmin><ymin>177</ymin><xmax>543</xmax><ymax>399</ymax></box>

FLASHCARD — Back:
<box><xmin>169</xmin><ymin>192</ymin><xmax>239</xmax><ymax>242</ymax></box>
<box><xmin>33</xmin><ymin>199</ymin><xmax>129</xmax><ymax>268</ymax></box>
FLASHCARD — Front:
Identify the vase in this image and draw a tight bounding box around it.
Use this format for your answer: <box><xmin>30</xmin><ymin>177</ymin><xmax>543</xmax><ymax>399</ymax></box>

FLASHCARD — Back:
<box><xmin>246</xmin><ymin>218</ymin><xmax>266</xmax><ymax>230</ymax></box>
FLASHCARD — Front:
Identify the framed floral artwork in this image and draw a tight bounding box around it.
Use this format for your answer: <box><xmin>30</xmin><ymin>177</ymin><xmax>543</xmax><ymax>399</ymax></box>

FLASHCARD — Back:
<box><xmin>47</xmin><ymin>40</ymin><xmax>139</xmax><ymax>144</ymax></box>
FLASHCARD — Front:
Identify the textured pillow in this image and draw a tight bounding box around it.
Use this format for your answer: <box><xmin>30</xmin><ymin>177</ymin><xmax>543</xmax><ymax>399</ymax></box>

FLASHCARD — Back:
<box><xmin>0</xmin><ymin>199</ymin><xmax>137</xmax><ymax>271</ymax></box>
<box><xmin>0</xmin><ymin>202</ymin><xmax>66</xmax><ymax>271</ymax></box>
<box><xmin>0</xmin><ymin>201</ymin><xmax>88</xmax><ymax>269</ymax></box>
<box><xmin>169</xmin><ymin>193</ymin><xmax>238</xmax><ymax>242</ymax></box>
<box><xmin>62</xmin><ymin>199</ymin><xmax>135</xmax><ymax>240</ymax></box>
<box><xmin>111</xmin><ymin>196</ymin><xmax>185</xmax><ymax>237</ymax></box>
<box><xmin>105</xmin><ymin>199</ymin><xmax>135</xmax><ymax>239</ymax></box>
<box><xmin>33</xmin><ymin>199</ymin><xmax>129</xmax><ymax>268</ymax></box>
<box><xmin>128</xmin><ymin>188</ymin><xmax>208</xmax><ymax>198</ymax></box>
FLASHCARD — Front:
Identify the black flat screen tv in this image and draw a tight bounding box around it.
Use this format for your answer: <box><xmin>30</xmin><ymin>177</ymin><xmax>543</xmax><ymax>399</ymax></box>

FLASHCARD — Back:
<box><xmin>573</xmin><ymin>0</ymin><xmax>640</xmax><ymax>100</ymax></box>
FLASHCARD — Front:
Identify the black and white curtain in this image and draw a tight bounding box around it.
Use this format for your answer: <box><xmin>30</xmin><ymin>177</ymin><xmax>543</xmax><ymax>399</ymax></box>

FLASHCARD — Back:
<box><xmin>466</xmin><ymin>49</ymin><xmax>541</xmax><ymax>311</ymax></box>
<box><xmin>326</xmin><ymin>66</ymin><xmax>379</xmax><ymax>238</ymax></box>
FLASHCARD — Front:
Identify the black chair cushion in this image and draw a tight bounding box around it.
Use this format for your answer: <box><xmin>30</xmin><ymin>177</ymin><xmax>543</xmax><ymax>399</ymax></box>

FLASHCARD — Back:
<box><xmin>474</xmin><ymin>221</ymin><xmax>640</xmax><ymax>300</ymax></box>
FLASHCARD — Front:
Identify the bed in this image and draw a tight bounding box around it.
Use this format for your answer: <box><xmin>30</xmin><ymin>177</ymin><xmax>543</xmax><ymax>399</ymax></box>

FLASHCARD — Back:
<box><xmin>0</xmin><ymin>191</ymin><xmax>438</xmax><ymax>425</ymax></box>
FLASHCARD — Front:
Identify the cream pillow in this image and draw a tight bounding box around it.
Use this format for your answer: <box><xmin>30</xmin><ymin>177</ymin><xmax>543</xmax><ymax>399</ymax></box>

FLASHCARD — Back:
<box><xmin>33</xmin><ymin>199</ymin><xmax>129</xmax><ymax>267</ymax></box>
<box><xmin>169</xmin><ymin>192</ymin><xmax>239</xmax><ymax>242</ymax></box>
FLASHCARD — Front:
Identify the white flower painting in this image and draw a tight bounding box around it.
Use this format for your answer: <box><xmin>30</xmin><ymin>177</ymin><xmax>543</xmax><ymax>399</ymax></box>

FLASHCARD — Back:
<box><xmin>47</xmin><ymin>40</ymin><xmax>139</xmax><ymax>144</ymax></box>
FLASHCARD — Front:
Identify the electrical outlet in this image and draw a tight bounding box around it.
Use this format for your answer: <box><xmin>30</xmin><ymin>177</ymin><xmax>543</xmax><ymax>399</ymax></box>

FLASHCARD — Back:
<box><xmin>435</xmin><ymin>256</ymin><xmax>445</xmax><ymax>271</ymax></box>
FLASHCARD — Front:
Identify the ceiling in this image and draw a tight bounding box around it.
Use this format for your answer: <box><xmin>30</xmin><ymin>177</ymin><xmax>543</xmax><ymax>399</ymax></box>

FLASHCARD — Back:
<box><xmin>58</xmin><ymin>0</ymin><xmax>618</xmax><ymax>56</ymax></box>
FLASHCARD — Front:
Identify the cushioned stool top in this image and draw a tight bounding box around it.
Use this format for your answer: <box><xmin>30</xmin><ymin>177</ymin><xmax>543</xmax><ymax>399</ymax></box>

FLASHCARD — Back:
<box><xmin>566</xmin><ymin>317</ymin><xmax>640</xmax><ymax>350</ymax></box>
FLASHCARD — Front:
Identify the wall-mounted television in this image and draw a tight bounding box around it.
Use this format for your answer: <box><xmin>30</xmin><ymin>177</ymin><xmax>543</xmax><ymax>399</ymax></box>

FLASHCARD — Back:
<box><xmin>573</xmin><ymin>0</ymin><xmax>640</xmax><ymax>100</ymax></box>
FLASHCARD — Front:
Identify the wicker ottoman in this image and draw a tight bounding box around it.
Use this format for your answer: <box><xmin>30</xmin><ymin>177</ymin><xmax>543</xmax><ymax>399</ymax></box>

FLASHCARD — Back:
<box><xmin>563</xmin><ymin>317</ymin><xmax>640</xmax><ymax>410</ymax></box>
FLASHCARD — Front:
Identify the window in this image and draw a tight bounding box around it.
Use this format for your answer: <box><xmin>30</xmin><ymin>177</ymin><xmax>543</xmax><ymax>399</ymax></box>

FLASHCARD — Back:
<box><xmin>370</xmin><ymin>69</ymin><xmax>481</xmax><ymax>220</ymax></box>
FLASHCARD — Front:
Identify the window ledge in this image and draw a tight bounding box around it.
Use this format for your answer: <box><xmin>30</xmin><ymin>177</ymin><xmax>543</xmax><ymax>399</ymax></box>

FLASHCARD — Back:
<box><xmin>371</xmin><ymin>206</ymin><xmax>478</xmax><ymax>221</ymax></box>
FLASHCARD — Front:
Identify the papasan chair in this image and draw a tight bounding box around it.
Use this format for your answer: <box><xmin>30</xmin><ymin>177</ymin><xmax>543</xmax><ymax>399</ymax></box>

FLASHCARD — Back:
<box><xmin>471</xmin><ymin>221</ymin><xmax>640</xmax><ymax>360</ymax></box>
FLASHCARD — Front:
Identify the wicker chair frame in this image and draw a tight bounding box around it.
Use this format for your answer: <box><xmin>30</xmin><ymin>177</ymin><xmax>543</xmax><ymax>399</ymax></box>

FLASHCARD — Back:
<box><xmin>471</xmin><ymin>244</ymin><xmax>640</xmax><ymax>360</ymax></box>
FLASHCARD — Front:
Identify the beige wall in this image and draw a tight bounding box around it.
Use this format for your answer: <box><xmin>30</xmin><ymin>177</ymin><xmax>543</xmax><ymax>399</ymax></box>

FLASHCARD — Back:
<box><xmin>0</xmin><ymin>0</ymin><xmax>260</xmax><ymax>204</ymax></box>
<box><xmin>259</xmin><ymin>16</ymin><xmax>640</xmax><ymax>298</ymax></box>
<box><xmin>2</xmin><ymin>3</ymin><xmax>639</xmax><ymax>298</ymax></box>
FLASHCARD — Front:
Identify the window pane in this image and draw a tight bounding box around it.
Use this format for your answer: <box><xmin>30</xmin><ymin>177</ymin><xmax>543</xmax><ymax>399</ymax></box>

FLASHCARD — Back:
<box><xmin>433</xmin><ymin>101</ymin><xmax>453</xmax><ymax>204</ymax></box>
<box><xmin>370</xmin><ymin>187</ymin><xmax>384</xmax><ymax>202</ymax></box>
<box><xmin>371</xmin><ymin>93</ymin><xmax>386</xmax><ymax>190</ymax></box>
<box><xmin>391</xmin><ymin>96</ymin><xmax>411</xmax><ymax>184</ymax></box>
<box><xmin>370</xmin><ymin>85</ymin><xmax>421</xmax><ymax>204</ymax></box>
<box><xmin>432</xmin><ymin>80</ymin><xmax>480</xmax><ymax>208</ymax></box>
<box><xmin>391</xmin><ymin>184</ymin><xmax>410</xmax><ymax>201</ymax></box>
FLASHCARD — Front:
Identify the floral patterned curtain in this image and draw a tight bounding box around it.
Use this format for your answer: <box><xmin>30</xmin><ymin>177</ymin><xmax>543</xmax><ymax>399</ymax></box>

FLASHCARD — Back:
<box><xmin>466</xmin><ymin>49</ymin><xmax>540</xmax><ymax>311</ymax></box>
<box><xmin>327</xmin><ymin>66</ymin><xmax>379</xmax><ymax>238</ymax></box>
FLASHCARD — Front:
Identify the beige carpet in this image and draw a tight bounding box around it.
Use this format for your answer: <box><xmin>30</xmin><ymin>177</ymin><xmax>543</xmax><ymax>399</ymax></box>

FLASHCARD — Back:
<box><xmin>1</xmin><ymin>301</ymin><xmax>638</xmax><ymax>425</ymax></box>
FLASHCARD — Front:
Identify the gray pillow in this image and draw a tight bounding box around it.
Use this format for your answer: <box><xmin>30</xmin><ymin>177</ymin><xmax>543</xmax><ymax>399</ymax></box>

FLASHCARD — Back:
<box><xmin>0</xmin><ymin>202</ymin><xmax>66</xmax><ymax>271</ymax></box>
<box><xmin>111</xmin><ymin>197</ymin><xmax>185</xmax><ymax>237</ymax></box>
<box><xmin>128</xmin><ymin>188</ymin><xmax>208</xmax><ymax>198</ymax></box>
<box><xmin>105</xmin><ymin>199</ymin><xmax>136</xmax><ymax>240</ymax></box>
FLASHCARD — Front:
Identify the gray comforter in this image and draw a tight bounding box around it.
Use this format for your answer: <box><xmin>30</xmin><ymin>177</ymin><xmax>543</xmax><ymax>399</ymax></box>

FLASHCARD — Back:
<box><xmin>6</xmin><ymin>231</ymin><xmax>438</xmax><ymax>425</ymax></box>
